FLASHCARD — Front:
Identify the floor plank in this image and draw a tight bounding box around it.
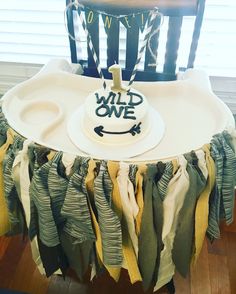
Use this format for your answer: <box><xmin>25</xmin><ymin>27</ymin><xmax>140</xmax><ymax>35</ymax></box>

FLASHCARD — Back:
<box><xmin>207</xmin><ymin>227</ymin><xmax>227</xmax><ymax>256</ymax></box>
<box><xmin>0</xmin><ymin>227</ymin><xmax>235</xmax><ymax>294</ymax></box>
<box><xmin>0</xmin><ymin>236</ymin><xmax>49</xmax><ymax>293</ymax></box>
<box><xmin>222</xmin><ymin>199</ymin><xmax>236</xmax><ymax>233</ymax></box>
<box><xmin>225</xmin><ymin>232</ymin><xmax>236</xmax><ymax>294</ymax></box>
<box><xmin>0</xmin><ymin>235</ymin><xmax>27</xmax><ymax>289</ymax></box>
<box><xmin>47</xmin><ymin>276</ymin><xmax>70</xmax><ymax>294</ymax></box>
<box><xmin>8</xmin><ymin>241</ymin><xmax>48</xmax><ymax>294</ymax></box>
<box><xmin>208</xmin><ymin>253</ymin><xmax>231</xmax><ymax>294</ymax></box>
<box><xmin>190</xmin><ymin>240</ymin><xmax>211</xmax><ymax>294</ymax></box>
<box><xmin>0</xmin><ymin>236</ymin><xmax>11</xmax><ymax>260</ymax></box>
<box><xmin>174</xmin><ymin>272</ymin><xmax>191</xmax><ymax>294</ymax></box>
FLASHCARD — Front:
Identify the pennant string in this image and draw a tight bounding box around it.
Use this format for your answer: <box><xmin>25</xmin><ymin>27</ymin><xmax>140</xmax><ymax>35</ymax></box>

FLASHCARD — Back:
<box><xmin>64</xmin><ymin>1</ymin><xmax>163</xmax><ymax>90</ymax></box>
<box><xmin>65</xmin><ymin>0</ymin><xmax>106</xmax><ymax>89</ymax></box>
<box><xmin>77</xmin><ymin>6</ymin><xmax>107</xmax><ymax>90</ymax></box>
<box><xmin>128</xmin><ymin>8</ymin><xmax>160</xmax><ymax>89</ymax></box>
<box><xmin>147</xmin><ymin>13</ymin><xmax>164</xmax><ymax>67</ymax></box>
<box><xmin>83</xmin><ymin>6</ymin><xmax>157</xmax><ymax>20</ymax></box>
<box><xmin>64</xmin><ymin>0</ymin><xmax>85</xmax><ymax>42</ymax></box>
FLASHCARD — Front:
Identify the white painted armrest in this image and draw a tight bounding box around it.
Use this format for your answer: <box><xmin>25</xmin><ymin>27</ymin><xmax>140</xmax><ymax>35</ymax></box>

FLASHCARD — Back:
<box><xmin>178</xmin><ymin>68</ymin><xmax>212</xmax><ymax>91</ymax></box>
<box><xmin>178</xmin><ymin>68</ymin><xmax>235</xmax><ymax>129</ymax></box>
<box><xmin>35</xmin><ymin>59</ymin><xmax>83</xmax><ymax>77</ymax></box>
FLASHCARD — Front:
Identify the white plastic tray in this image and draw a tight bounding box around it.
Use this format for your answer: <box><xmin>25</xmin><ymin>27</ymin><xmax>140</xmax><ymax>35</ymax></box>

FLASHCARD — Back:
<box><xmin>2</xmin><ymin>64</ymin><xmax>234</xmax><ymax>161</ymax></box>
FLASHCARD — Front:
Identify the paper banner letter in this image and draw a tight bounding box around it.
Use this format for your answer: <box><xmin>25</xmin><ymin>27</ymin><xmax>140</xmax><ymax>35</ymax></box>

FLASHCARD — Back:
<box><xmin>120</xmin><ymin>15</ymin><xmax>135</xmax><ymax>30</ymax></box>
<box><xmin>87</xmin><ymin>10</ymin><xmax>94</xmax><ymax>24</ymax></box>
<box><xmin>135</xmin><ymin>12</ymin><xmax>149</xmax><ymax>33</ymax></box>
<box><xmin>102</xmin><ymin>14</ymin><xmax>118</xmax><ymax>34</ymax></box>
<box><xmin>85</xmin><ymin>8</ymin><xmax>99</xmax><ymax>27</ymax></box>
<box><xmin>102</xmin><ymin>15</ymin><xmax>112</xmax><ymax>29</ymax></box>
<box><xmin>124</xmin><ymin>16</ymin><xmax>131</xmax><ymax>29</ymax></box>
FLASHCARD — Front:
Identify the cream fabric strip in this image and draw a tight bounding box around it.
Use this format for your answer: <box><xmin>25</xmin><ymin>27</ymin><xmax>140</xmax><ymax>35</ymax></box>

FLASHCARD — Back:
<box><xmin>117</xmin><ymin>162</ymin><xmax>139</xmax><ymax>257</ymax></box>
<box><xmin>61</xmin><ymin>153</ymin><xmax>76</xmax><ymax>176</ymax></box>
<box><xmin>195</xmin><ymin>149</ymin><xmax>208</xmax><ymax>180</ymax></box>
<box><xmin>12</xmin><ymin>140</ymin><xmax>45</xmax><ymax>274</ymax></box>
<box><xmin>154</xmin><ymin>155</ymin><xmax>190</xmax><ymax>291</ymax></box>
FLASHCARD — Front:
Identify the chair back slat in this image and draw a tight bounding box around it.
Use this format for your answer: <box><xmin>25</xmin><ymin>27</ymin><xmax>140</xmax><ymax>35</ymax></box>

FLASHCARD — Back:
<box><xmin>85</xmin><ymin>10</ymin><xmax>100</xmax><ymax>69</ymax></box>
<box><xmin>144</xmin><ymin>16</ymin><xmax>161</xmax><ymax>72</ymax></box>
<box><xmin>163</xmin><ymin>16</ymin><xmax>183</xmax><ymax>75</ymax></box>
<box><xmin>66</xmin><ymin>1</ymin><xmax>77</xmax><ymax>63</ymax></box>
<box><xmin>106</xmin><ymin>20</ymin><xmax>120</xmax><ymax>67</ymax></box>
<box><xmin>187</xmin><ymin>0</ymin><xmax>206</xmax><ymax>68</ymax></box>
<box><xmin>125</xmin><ymin>21</ymin><xmax>140</xmax><ymax>71</ymax></box>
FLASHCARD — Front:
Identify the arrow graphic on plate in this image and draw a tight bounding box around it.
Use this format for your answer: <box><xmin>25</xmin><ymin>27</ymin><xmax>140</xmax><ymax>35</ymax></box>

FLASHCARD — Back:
<box><xmin>94</xmin><ymin>122</ymin><xmax>142</xmax><ymax>137</ymax></box>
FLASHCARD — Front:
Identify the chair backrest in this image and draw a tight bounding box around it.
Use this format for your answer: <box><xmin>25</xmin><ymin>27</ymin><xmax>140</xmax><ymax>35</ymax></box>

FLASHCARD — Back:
<box><xmin>66</xmin><ymin>0</ymin><xmax>205</xmax><ymax>81</ymax></box>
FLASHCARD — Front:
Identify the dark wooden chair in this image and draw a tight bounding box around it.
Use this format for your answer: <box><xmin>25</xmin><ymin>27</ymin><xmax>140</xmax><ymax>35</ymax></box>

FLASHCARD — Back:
<box><xmin>65</xmin><ymin>0</ymin><xmax>205</xmax><ymax>82</ymax></box>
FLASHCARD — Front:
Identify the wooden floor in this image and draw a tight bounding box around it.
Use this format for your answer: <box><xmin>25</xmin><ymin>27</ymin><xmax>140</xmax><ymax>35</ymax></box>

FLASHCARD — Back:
<box><xmin>0</xmin><ymin>221</ymin><xmax>235</xmax><ymax>294</ymax></box>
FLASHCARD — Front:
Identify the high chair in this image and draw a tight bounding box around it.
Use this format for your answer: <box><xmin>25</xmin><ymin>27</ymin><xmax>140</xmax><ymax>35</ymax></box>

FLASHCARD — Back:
<box><xmin>65</xmin><ymin>1</ymin><xmax>206</xmax><ymax>293</ymax></box>
<box><xmin>65</xmin><ymin>0</ymin><xmax>205</xmax><ymax>82</ymax></box>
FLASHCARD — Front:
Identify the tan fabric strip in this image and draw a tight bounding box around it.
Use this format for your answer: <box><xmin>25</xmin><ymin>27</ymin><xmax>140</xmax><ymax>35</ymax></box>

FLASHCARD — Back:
<box><xmin>135</xmin><ymin>164</ymin><xmax>147</xmax><ymax>236</ymax></box>
<box><xmin>192</xmin><ymin>144</ymin><xmax>216</xmax><ymax>265</ymax></box>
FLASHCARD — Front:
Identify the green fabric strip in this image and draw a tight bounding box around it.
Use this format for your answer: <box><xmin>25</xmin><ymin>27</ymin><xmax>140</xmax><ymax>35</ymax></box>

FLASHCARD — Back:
<box><xmin>129</xmin><ymin>164</ymin><xmax>138</xmax><ymax>191</ymax></box>
<box><xmin>94</xmin><ymin>160</ymin><xmax>123</xmax><ymax>267</ymax></box>
<box><xmin>157</xmin><ymin>161</ymin><xmax>173</xmax><ymax>201</ymax></box>
<box><xmin>220</xmin><ymin>132</ymin><xmax>236</xmax><ymax>224</ymax></box>
<box><xmin>172</xmin><ymin>152</ymin><xmax>206</xmax><ymax>277</ymax></box>
<box><xmin>61</xmin><ymin>157</ymin><xmax>95</xmax><ymax>243</ymax></box>
<box><xmin>138</xmin><ymin>162</ymin><xmax>173</xmax><ymax>291</ymax></box>
<box><xmin>29</xmin><ymin>159</ymin><xmax>60</xmax><ymax>247</ymax></box>
<box><xmin>3</xmin><ymin>135</ymin><xmax>25</xmax><ymax>233</ymax></box>
<box><xmin>208</xmin><ymin>131</ymin><xmax>236</xmax><ymax>240</ymax></box>
<box><xmin>48</xmin><ymin>152</ymin><xmax>68</xmax><ymax>228</ymax></box>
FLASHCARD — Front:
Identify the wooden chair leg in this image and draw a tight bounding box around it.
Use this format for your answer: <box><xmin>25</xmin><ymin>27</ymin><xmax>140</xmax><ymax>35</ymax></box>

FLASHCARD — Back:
<box><xmin>166</xmin><ymin>278</ymin><xmax>175</xmax><ymax>294</ymax></box>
